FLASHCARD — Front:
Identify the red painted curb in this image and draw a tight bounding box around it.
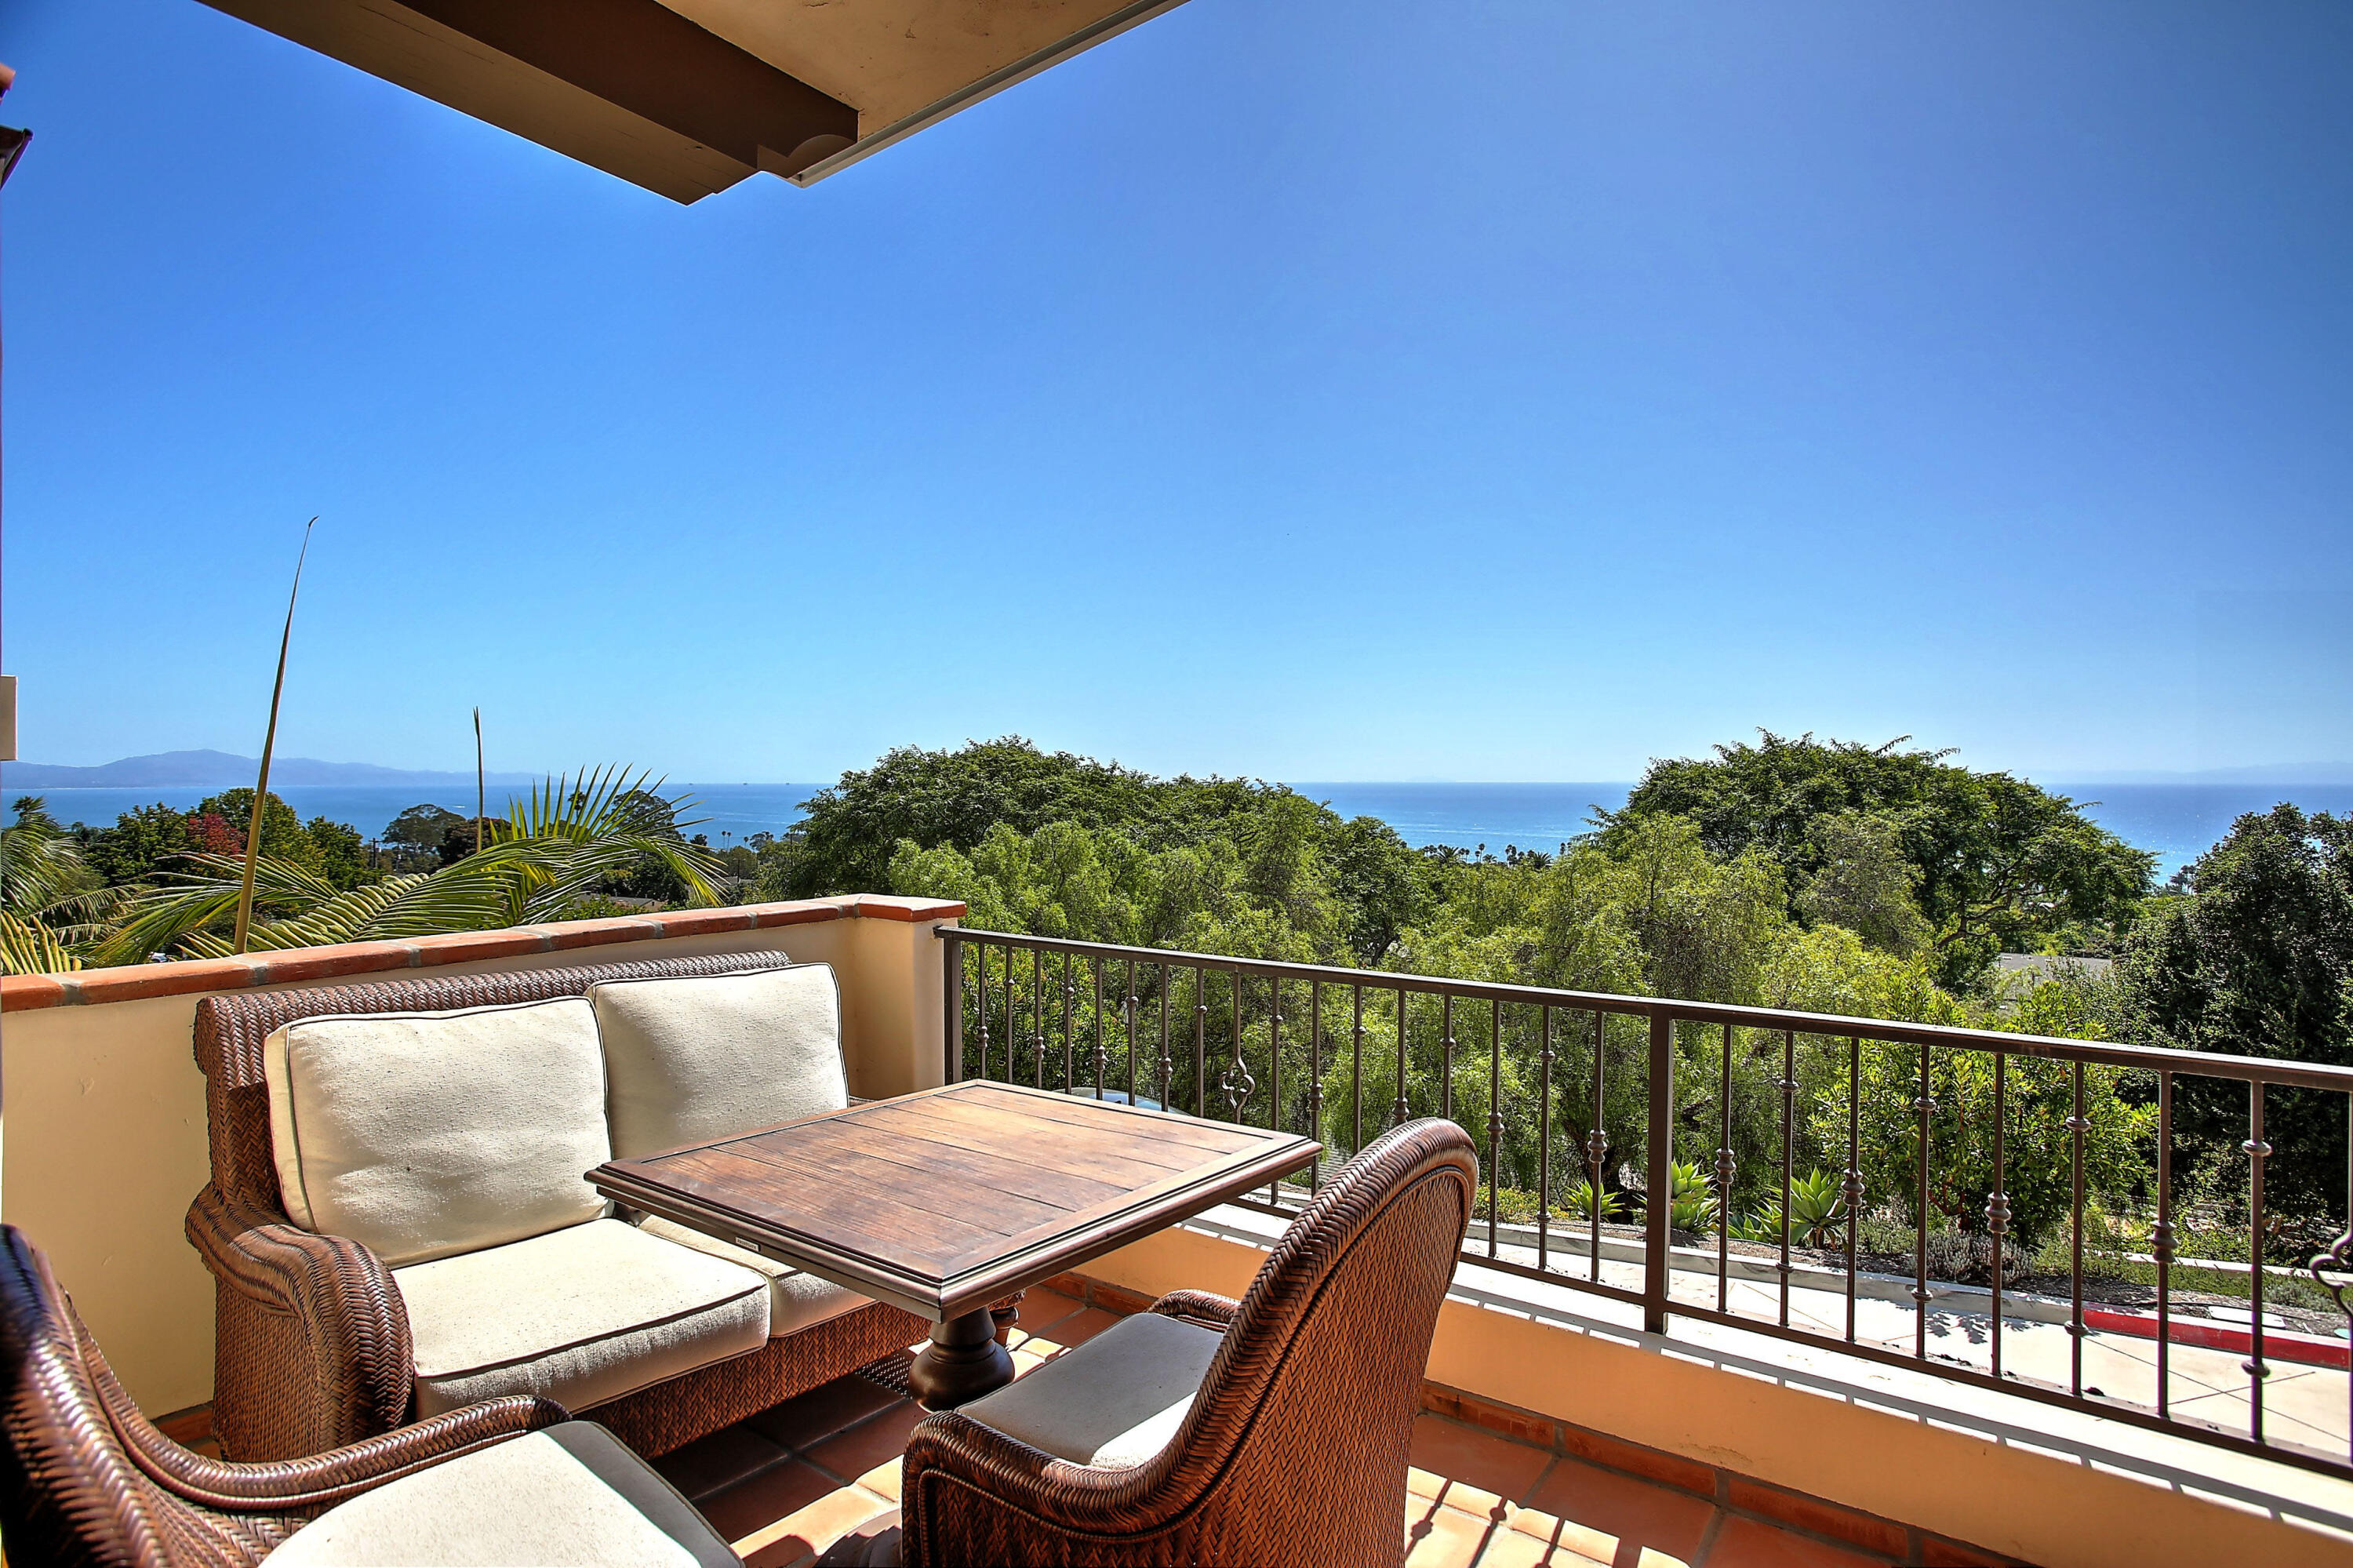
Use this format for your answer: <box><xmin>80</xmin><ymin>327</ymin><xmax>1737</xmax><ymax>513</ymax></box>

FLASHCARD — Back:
<box><xmin>2082</xmin><ymin>1307</ymin><xmax>2349</xmax><ymax>1370</ymax></box>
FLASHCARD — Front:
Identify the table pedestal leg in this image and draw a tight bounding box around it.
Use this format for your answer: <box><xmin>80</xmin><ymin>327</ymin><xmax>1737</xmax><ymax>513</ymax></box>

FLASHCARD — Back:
<box><xmin>908</xmin><ymin>1307</ymin><xmax>1015</xmax><ymax>1410</ymax></box>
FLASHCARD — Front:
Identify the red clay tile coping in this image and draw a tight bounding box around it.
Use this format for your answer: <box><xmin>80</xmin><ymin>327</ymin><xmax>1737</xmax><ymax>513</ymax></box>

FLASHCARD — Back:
<box><xmin>0</xmin><ymin>895</ymin><xmax>968</xmax><ymax>1013</ymax></box>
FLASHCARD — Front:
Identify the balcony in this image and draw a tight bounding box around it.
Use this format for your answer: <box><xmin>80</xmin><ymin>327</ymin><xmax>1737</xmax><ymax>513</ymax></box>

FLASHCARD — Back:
<box><xmin>5</xmin><ymin>900</ymin><xmax>2350</xmax><ymax>1565</ymax></box>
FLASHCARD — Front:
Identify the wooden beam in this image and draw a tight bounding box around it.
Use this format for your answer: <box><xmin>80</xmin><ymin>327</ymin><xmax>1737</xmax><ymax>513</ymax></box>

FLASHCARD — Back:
<box><xmin>203</xmin><ymin>0</ymin><xmax>858</xmax><ymax>202</ymax></box>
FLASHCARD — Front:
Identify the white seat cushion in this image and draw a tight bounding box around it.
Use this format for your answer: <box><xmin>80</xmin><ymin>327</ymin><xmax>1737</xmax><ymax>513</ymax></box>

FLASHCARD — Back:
<box><xmin>394</xmin><ymin>1219</ymin><xmax>769</xmax><ymax>1418</ymax></box>
<box><xmin>589</xmin><ymin>965</ymin><xmax>848</xmax><ymax>1159</ymax></box>
<box><xmin>959</xmin><ymin>1311</ymin><xmax>1223</xmax><ymax>1469</ymax></box>
<box><xmin>263</xmin><ymin>1425</ymin><xmax>732</xmax><ymax>1567</ymax></box>
<box><xmin>265</xmin><ymin>996</ymin><xmax>610</xmax><ymax>1266</ymax></box>
<box><xmin>631</xmin><ymin>1213</ymin><xmax>872</xmax><ymax>1335</ymax></box>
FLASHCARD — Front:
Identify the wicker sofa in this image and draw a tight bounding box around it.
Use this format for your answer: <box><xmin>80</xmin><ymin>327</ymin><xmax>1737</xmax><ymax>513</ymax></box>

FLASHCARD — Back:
<box><xmin>186</xmin><ymin>950</ymin><xmax>926</xmax><ymax>1462</ymax></box>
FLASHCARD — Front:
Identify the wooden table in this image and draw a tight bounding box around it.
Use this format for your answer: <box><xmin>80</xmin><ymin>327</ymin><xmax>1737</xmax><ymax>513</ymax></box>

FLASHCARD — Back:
<box><xmin>589</xmin><ymin>1080</ymin><xmax>1321</xmax><ymax>1408</ymax></box>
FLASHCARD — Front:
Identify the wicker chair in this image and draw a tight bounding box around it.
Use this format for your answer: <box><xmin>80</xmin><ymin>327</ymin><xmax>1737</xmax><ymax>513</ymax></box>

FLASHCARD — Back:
<box><xmin>0</xmin><ymin>1223</ymin><xmax>744</xmax><ymax>1567</ymax></box>
<box><xmin>184</xmin><ymin>950</ymin><xmax>926</xmax><ymax>1461</ymax></box>
<box><xmin>888</xmin><ymin>1117</ymin><xmax>1476</xmax><ymax>1568</ymax></box>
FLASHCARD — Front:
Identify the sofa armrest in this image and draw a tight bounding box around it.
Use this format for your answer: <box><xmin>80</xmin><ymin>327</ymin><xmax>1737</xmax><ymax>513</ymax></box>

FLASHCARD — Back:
<box><xmin>104</xmin><ymin>1313</ymin><xmax>563</xmax><ymax>1515</ymax></box>
<box><xmin>1147</xmin><ymin>1290</ymin><xmax>1238</xmax><ymax>1333</ymax></box>
<box><xmin>185</xmin><ymin>1184</ymin><xmax>416</xmax><ymax>1457</ymax></box>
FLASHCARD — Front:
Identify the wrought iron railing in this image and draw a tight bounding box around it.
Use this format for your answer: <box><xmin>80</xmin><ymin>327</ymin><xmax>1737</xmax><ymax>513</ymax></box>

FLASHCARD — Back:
<box><xmin>939</xmin><ymin>926</ymin><xmax>2353</xmax><ymax>1478</ymax></box>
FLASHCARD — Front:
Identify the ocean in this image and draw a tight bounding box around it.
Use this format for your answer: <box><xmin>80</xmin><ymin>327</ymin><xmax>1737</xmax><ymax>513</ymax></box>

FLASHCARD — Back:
<box><xmin>13</xmin><ymin>780</ymin><xmax>2349</xmax><ymax>882</ymax></box>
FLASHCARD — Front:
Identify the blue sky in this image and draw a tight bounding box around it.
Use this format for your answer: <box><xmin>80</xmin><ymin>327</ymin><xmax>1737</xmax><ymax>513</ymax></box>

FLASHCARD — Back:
<box><xmin>4</xmin><ymin>0</ymin><xmax>2349</xmax><ymax>784</ymax></box>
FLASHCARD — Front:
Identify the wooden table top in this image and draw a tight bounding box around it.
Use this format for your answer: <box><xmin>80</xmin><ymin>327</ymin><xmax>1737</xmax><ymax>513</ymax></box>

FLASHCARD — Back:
<box><xmin>589</xmin><ymin>1080</ymin><xmax>1321</xmax><ymax>1320</ymax></box>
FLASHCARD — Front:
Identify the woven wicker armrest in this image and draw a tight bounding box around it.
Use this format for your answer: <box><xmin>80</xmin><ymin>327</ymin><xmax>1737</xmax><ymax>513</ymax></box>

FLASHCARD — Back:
<box><xmin>902</xmin><ymin>1406</ymin><xmax>1182</xmax><ymax>1544</ymax></box>
<box><xmin>96</xmin><ymin>1303</ymin><xmax>563</xmax><ymax>1515</ymax></box>
<box><xmin>186</xmin><ymin>1184</ymin><xmax>416</xmax><ymax>1457</ymax></box>
<box><xmin>1147</xmin><ymin>1290</ymin><xmax>1238</xmax><ymax>1331</ymax></box>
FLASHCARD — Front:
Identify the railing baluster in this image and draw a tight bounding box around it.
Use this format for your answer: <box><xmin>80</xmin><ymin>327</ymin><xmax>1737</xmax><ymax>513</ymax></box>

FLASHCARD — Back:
<box><xmin>2247</xmin><ymin>1082</ymin><xmax>2271</xmax><ymax>1443</ymax></box>
<box><xmin>1394</xmin><ymin>987</ymin><xmax>1410</xmax><ymax>1129</ymax></box>
<box><xmin>1221</xmin><ymin>968</ymin><xmax>1254</xmax><ymax>1124</ymax></box>
<box><xmin>1779</xmin><ymin>1028</ymin><xmax>1795</xmax><ymax>1330</ymax></box>
<box><xmin>2155</xmin><ymin>1071</ymin><xmax>2174</xmax><ymax>1417</ymax></box>
<box><xmin>1845</xmin><ymin>1035</ymin><xmax>1862</xmax><ymax>1344</ymax></box>
<box><xmin>1351</xmin><ymin>985</ymin><xmax>1366</xmax><ymax>1159</ymax></box>
<box><xmin>1539</xmin><ymin>1006</ymin><xmax>1554</xmax><ymax>1275</ymax></box>
<box><xmin>1005</xmin><ymin>946</ymin><xmax>1018</xmax><ymax>1086</ymax></box>
<box><xmin>1267</xmin><ymin>979</ymin><xmax>1282</xmax><ymax>1204</ymax></box>
<box><xmin>1913</xmin><ymin>1039</ymin><xmax>1936</xmax><ymax>1359</ymax></box>
<box><xmin>1033</xmin><ymin>947</ymin><xmax>1046</xmax><ymax>1089</ymax></box>
<box><xmin>1092</xmin><ymin>958</ymin><xmax>1106</xmax><ymax>1100</ymax></box>
<box><xmin>975</xmin><ymin>940</ymin><xmax>991</xmax><ymax>1081</ymax></box>
<box><xmin>1062</xmin><ymin>952</ymin><xmax>1076</xmax><ymax>1093</ymax></box>
<box><xmin>1126</xmin><ymin>960</ymin><xmax>1140</xmax><ymax>1104</ymax></box>
<box><xmin>1489</xmin><ymin>999</ymin><xmax>1504</xmax><ymax>1257</ymax></box>
<box><xmin>2070</xmin><ymin>1060</ymin><xmax>2087</xmax><ymax>1398</ymax></box>
<box><xmin>1193</xmin><ymin>966</ymin><xmax>1207</xmax><ymax>1115</ymax></box>
<box><xmin>1644</xmin><ymin>1013</ymin><xmax>1674</xmax><ymax>1335</ymax></box>
<box><xmin>1988</xmin><ymin>1050</ymin><xmax>2009</xmax><ymax>1382</ymax></box>
<box><xmin>1590</xmin><ymin>1011</ymin><xmax>1607</xmax><ymax>1282</ymax></box>
<box><xmin>1308</xmin><ymin>980</ymin><xmax>1325</xmax><ymax>1195</ymax></box>
<box><xmin>1442</xmin><ymin>995</ymin><xmax>1457</xmax><ymax>1126</ymax></box>
<box><xmin>1158</xmin><ymin>964</ymin><xmax>1173</xmax><ymax>1112</ymax></box>
<box><xmin>1717</xmin><ymin>1020</ymin><xmax>1735</xmax><ymax>1314</ymax></box>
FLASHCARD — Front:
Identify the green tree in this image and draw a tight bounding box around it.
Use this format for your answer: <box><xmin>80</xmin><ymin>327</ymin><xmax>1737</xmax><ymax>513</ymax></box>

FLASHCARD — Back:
<box><xmin>1796</xmin><ymin>810</ymin><xmax>1931</xmax><ymax>956</ymax></box>
<box><xmin>384</xmin><ymin>804</ymin><xmax>464</xmax><ymax>853</ymax></box>
<box><xmin>84</xmin><ymin>802</ymin><xmax>198</xmax><ymax>886</ymax></box>
<box><xmin>305</xmin><ymin>817</ymin><xmax>376</xmax><ymax>892</ymax></box>
<box><xmin>772</xmin><ymin>737</ymin><xmax>1289</xmax><ymax>900</ymax></box>
<box><xmin>2117</xmin><ymin>805</ymin><xmax>2353</xmax><ymax>1234</ymax></box>
<box><xmin>195</xmin><ymin>790</ymin><xmax>321</xmax><ymax>875</ymax></box>
<box><xmin>1600</xmin><ymin>731</ymin><xmax>2151</xmax><ymax>984</ymax></box>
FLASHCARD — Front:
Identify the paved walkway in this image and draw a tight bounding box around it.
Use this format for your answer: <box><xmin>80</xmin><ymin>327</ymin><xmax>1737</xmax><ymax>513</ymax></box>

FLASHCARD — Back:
<box><xmin>647</xmin><ymin>1285</ymin><xmax>2019</xmax><ymax>1567</ymax></box>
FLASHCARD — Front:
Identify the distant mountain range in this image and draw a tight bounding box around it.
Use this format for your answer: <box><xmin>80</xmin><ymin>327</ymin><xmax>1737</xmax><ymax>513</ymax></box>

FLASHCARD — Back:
<box><xmin>1</xmin><ymin>750</ymin><xmax>540</xmax><ymax>789</ymax></box>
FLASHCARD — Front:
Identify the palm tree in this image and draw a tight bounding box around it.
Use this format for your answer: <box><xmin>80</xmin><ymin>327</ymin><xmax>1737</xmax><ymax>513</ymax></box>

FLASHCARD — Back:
<box><xmin>0</xmin><ymin>798</ymin><xmax>131</xmax><ymax>974</ymax></box>
<box><xmin>95</xmin><ymin>768</ymin><xmax>726</xmax><ymax>966</ymax></box>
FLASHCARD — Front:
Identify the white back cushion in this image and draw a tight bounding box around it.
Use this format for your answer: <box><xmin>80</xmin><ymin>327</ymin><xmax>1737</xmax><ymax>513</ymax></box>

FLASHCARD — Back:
<box><xmin>589</xmin><ymin>965</ymin><xmax>847</xmax><ymax>1159</ymax></box>
<box><xmin>265</xmin><ymin>996</ymin><xmax>611</xmax><ymax>1267</ymax></box>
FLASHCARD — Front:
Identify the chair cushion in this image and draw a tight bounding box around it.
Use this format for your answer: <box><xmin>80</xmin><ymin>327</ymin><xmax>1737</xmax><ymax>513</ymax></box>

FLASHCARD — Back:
<box><xmin>633</xmin><ymin>1213</ymin><xmax>872</xmax><ymax>1335</ymax></box>
<box><xmin>265</xmin><ymin>996</ymin><xmax>609</xmax><ymax>1266</ymax></box>
<box><xmin>394</xmin><ymin>1218</ymin><xmax>769</xmax><ymax>1418</ymax></box>
<box><xmin>590</xmin><ymin>964</ymin><xmax>849</xmax><ymax>1158</ymax></box>
<box><xmin>958</xmin><ymin>1311</ymin><xmax>1223</xmax><ymax>1469</ymax></box>
<box><xmin>262</xmin><ymin>1423</ymin><xmax>737</xmax><ymax>1567</ymax></box>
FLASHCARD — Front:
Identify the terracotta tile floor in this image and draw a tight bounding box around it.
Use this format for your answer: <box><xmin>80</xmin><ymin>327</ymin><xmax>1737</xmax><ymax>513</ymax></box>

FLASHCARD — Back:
<box><xmin>646</xmin><ymin>1288</ymin><xmax>1991</xmax><ymax>1568</ymax></box>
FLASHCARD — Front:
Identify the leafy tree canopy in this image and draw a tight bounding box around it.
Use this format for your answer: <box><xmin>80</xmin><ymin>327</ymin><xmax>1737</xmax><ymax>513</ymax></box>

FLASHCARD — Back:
<box><xmin>774</xmin><ymin>738</ymin><xmax>1426</xmax><ymax>964</ymax></box>
<box><xmin>1598</xmin><ymin>731</ymin><xmax>2152</xmax><ymax>983</ymax></box>
<box><xmin>2118</xmin><ymin>804</ymin><xmax>2352</xmax><ymax>1221</ymax></box>
<box><xmin>384</xmin><ymin>804</ymin><xmax>464</xmax><ymax>849</ymax></box>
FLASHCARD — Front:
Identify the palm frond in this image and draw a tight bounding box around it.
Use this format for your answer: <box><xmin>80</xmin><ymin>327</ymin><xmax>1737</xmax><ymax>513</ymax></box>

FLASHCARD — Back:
<box><xmin>0</xmin><ymin>911</ymin><xmax>83</xmax><ymax>974</ymax></box>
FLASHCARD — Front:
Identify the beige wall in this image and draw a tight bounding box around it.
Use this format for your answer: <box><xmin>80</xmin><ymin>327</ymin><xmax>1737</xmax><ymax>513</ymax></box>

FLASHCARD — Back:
<box><xmin>1078</xmin><ymin>1215</ymin><xmax>2353</xmax><ymax>1568</ymax></box>
<box><xmin>0</xmin><ymin>909</ymin><xmax>951</xmax><ymax>1414</ymax></box>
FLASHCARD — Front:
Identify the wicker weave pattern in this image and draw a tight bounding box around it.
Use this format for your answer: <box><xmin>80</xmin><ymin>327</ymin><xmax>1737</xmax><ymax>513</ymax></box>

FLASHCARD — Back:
<box><xmin>185</xmin><ymin>950</ymin><xmax>922</xmax><ymax>1461</ymax></box>
<box><xmin>0</xmin><ymin>1224</ymin><xmax>565</xmax><ymax>1568</ymax></box>
<box><xmin>900</xmin><ymin>1119</ymin><xmax>1475</xmax><ymax>1568</ymax></box>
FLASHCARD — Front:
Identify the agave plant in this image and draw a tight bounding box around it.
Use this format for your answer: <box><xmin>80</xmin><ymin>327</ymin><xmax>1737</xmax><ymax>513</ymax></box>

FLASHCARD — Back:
<box><xmin>1666</xmin><ymin>1159</ymin><xmax>1719</xmax><ymax>1236</ymax></box>
<box><xmin>1556</xmin><ymin>1178</ymin><xmax>1625</xmax><ymax>1224</ymax></box>
<box><xmin>0</xmin><ymin>797</ymin><xmax>133</xmax><ymax>974</ymax></box>
<box><xmin>1733</xmin><ymin>1168</ymin><xmax>1849</xmax><ymax>1249</ymax></box>
<box><xmin>99</xmin><ymin>768</ymin><xmax>725</xmax><ymax>964</ymax></box>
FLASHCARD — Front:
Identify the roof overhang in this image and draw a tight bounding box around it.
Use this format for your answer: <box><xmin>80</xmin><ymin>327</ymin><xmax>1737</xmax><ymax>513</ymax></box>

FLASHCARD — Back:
<box><xmin>200</xmin><ymin>0</ymin><xmax>1191</xmax><ymax>203</ymax></box>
